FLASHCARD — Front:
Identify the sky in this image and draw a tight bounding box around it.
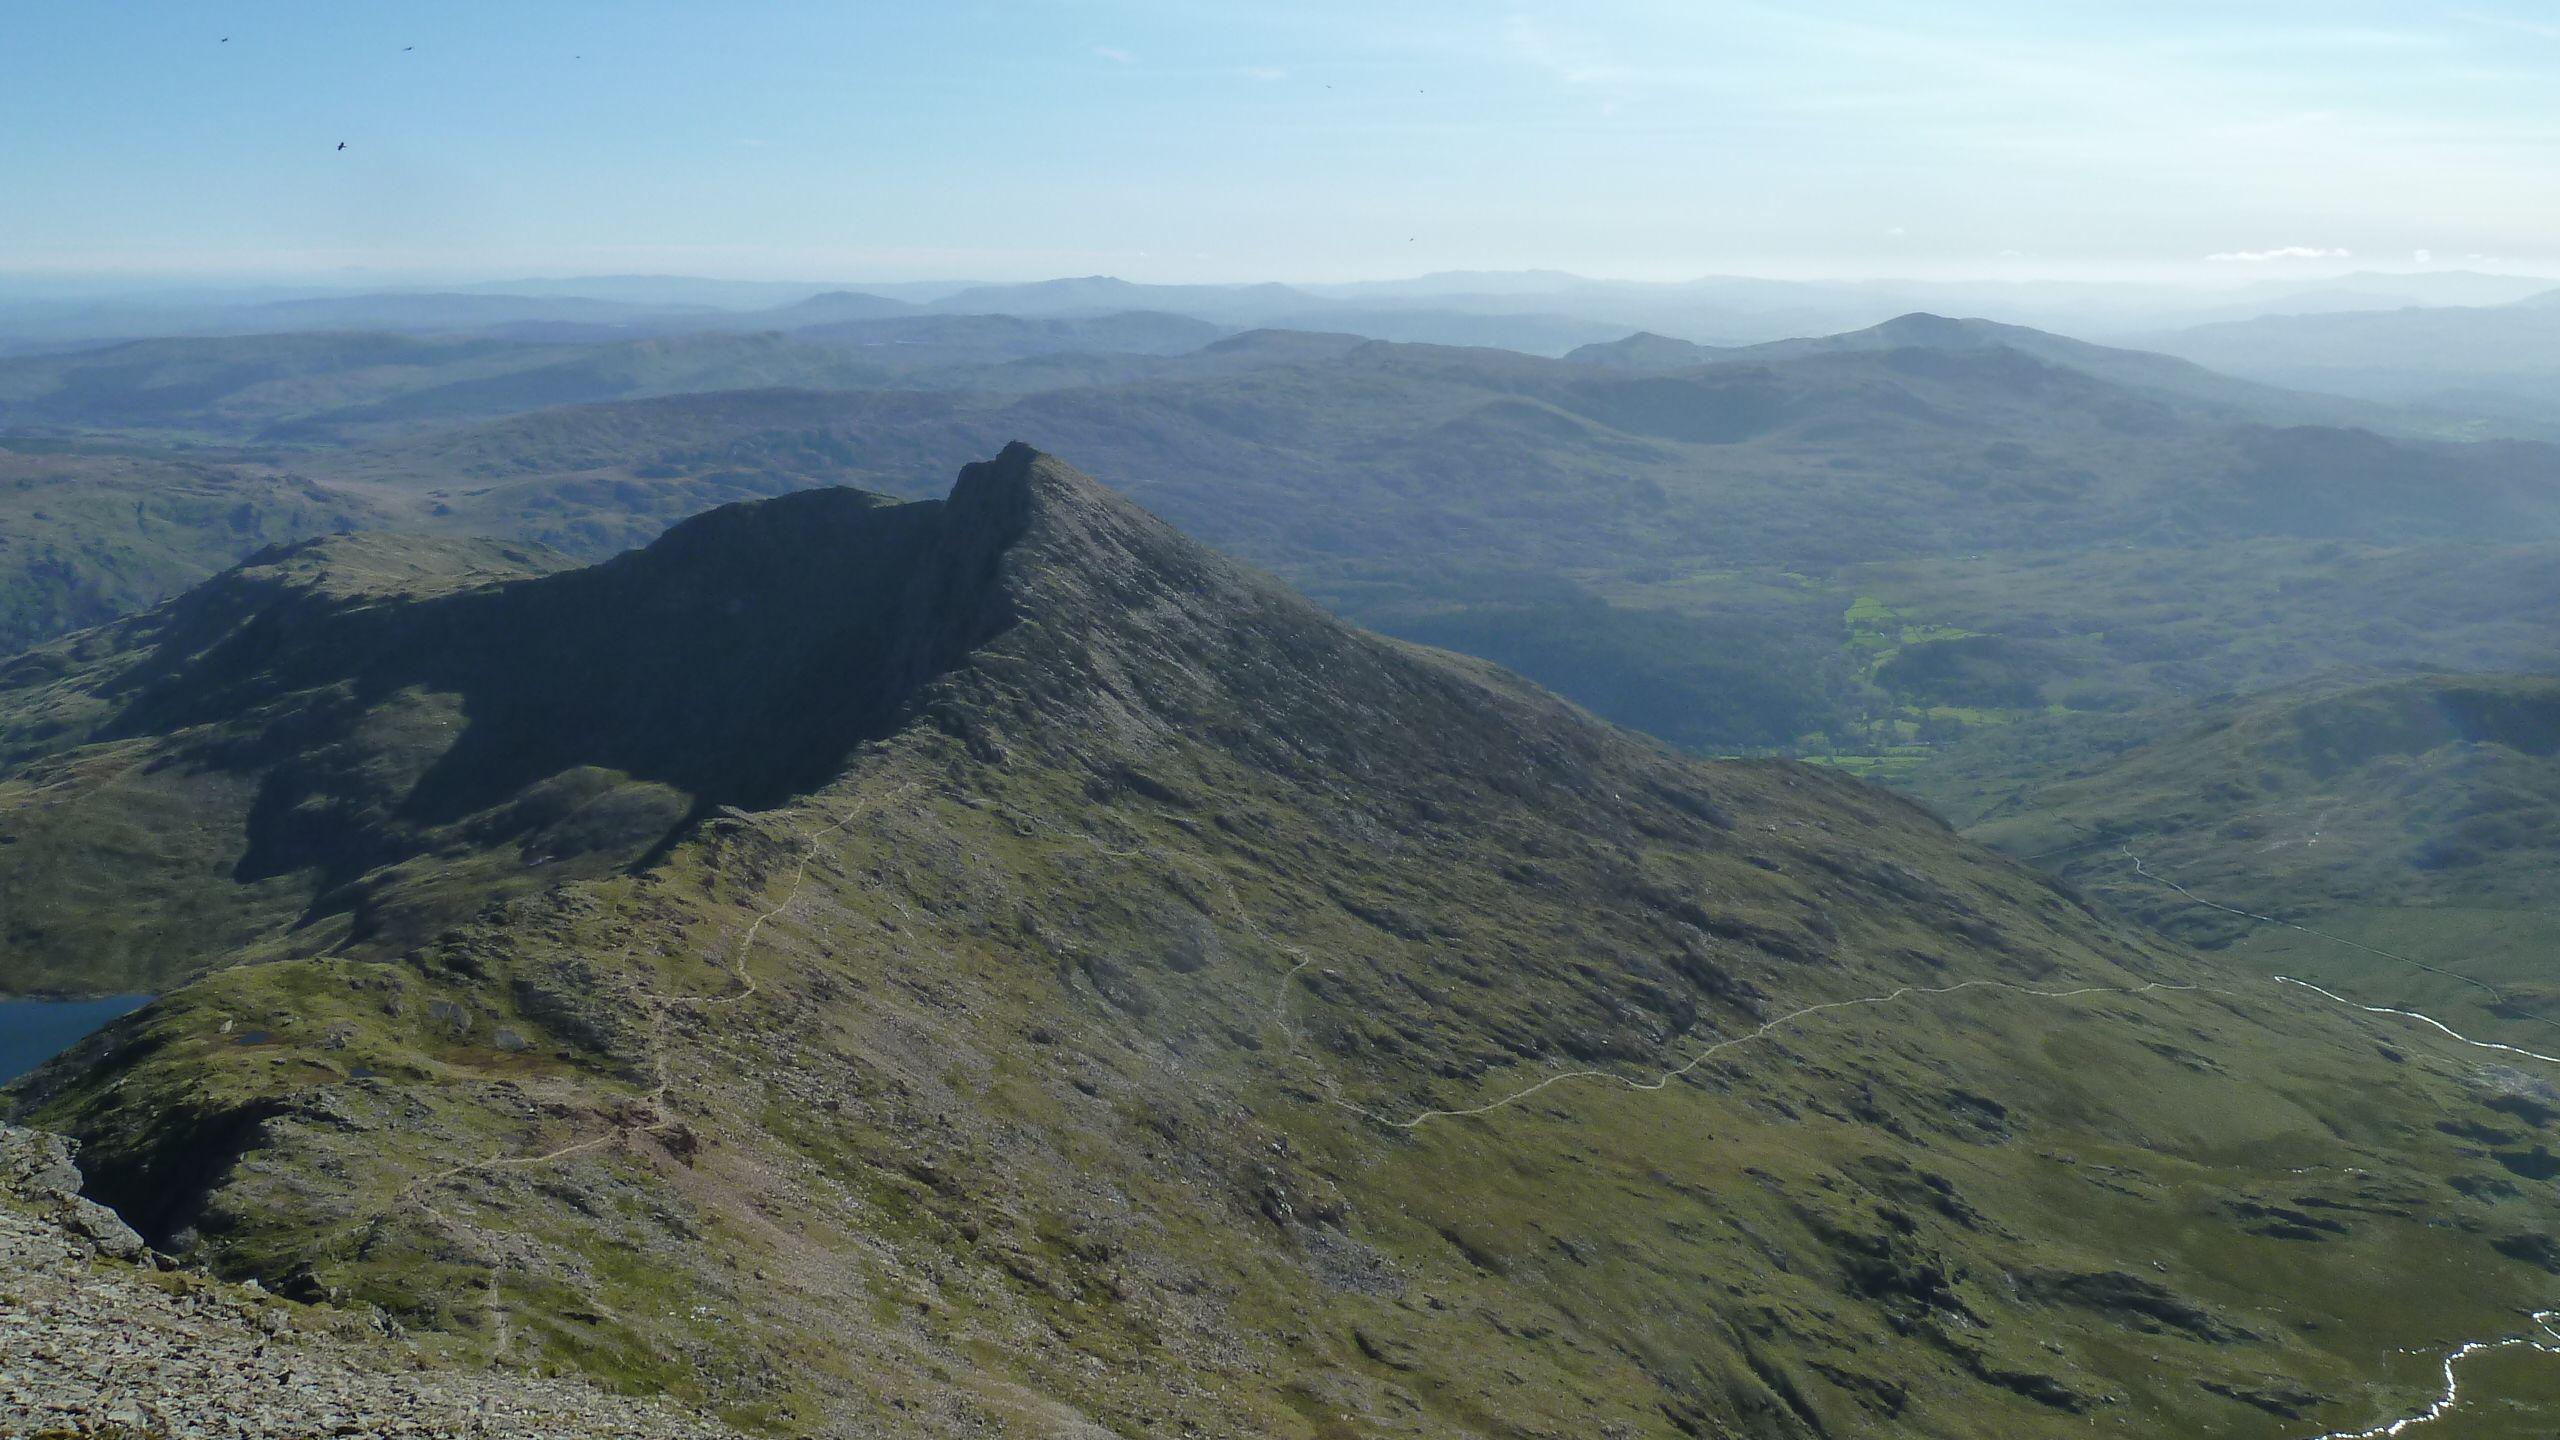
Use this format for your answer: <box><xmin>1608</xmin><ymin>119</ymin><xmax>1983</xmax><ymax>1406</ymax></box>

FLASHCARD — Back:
<box><xmin>4</xmin><ymin>1</ymin><xmax>2558</xmax><ymax>286</ymax></box>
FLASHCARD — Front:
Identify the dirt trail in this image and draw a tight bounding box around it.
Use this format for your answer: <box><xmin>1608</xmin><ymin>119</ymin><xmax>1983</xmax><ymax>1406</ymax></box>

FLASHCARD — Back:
<box><xmin>1005</xmin><ymin>804</ymin><xmax>2220</xmax><ymax>1132</ymax></box>
<box><xmin>2118</xmin><ymin>845</ymin><xmax>2560</xmax><ymax>1062</ymax></box>
<box><xmin>368</xmin><ymin>781</ymin><xmax>914</xmax><ymax>1353</ymax></box>
<box><xmin>2303</xmin><ymin>1312</ymin><xmax>2560</xmax><ymax>1440</ymax></box>
<box><xmin>1329</xmin><ymin>976</ymin><xmax>2209</xmax><ymax>1131</ymax></box>
<box><xmin>2116</xmin><ymin>845</ymin><xmax>2560</xmax><ymax>1437</ymax></box>
<box><xmin>2119</xmin><ymin>846</ymin><xmax>2513</xmax><ymax>1004</ymax></box>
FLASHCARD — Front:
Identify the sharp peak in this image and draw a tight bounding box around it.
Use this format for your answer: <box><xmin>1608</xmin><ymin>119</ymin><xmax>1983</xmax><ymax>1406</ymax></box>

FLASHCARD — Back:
<box><xmin>949</xmin><ymin>440</ymin><xmax>1111</xmax><ymax>516</ymax></box>
<box><xmin>625</xmin><ymin>444</ymin><xmax>1190</xmax><ymax>607</ymax></box>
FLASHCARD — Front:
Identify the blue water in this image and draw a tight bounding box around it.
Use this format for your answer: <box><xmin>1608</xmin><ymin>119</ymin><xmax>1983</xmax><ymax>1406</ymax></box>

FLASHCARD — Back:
<box><xmin>0</xmin><ymin>995</ymin><xmax>150</xmax><ymax>1084</ymax></box>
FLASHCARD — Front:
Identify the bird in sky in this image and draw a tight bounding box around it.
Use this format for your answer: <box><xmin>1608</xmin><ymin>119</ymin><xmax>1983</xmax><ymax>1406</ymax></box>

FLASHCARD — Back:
<box><xmin>220</xmin><ymin>36</ymin><xmax>229</xmax><ymax>43</ymax></box>
<box><xmin>336</xmin><ymin>141</ymin><xmax>346</xmax><ymax>151</ymax></box>
<box><xmin>402</xmin><ymin>45</ymin><xmax>414</xmax><ymax>51</ymax></box>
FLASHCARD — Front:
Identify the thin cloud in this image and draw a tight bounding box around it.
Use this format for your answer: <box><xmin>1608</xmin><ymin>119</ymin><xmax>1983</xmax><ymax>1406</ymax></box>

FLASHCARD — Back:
<box><xmin>2456</xmin><ymin>10</ymin><xmax>2560</xmax><ymax>42</ymax></box>
<box><xmin>1501</xmin><ymin>15</ymin><xmax>1632</xmax><ymax>88</ymax></box>
<box><xmin>2204</xmin><ymin>245</ymin><xmax>2354</xmax><ymax>262</ymax></box>
<box><xmin>1093</xmin><ymin>45</ymin><xmax>1136</xmax><ymax>65</ymax></box>
<box><xmin>1243</xmin><ymin>65</ymin><xmax>1288</xmax><ymax>81</ymax></box>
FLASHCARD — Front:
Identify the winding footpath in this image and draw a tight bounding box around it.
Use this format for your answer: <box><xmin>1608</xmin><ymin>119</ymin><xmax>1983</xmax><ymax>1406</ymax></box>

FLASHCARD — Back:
<box><xmin>2115</xmin><ymin>844</ymin><xmax>2560</xmax><ymax>1067</ymax></box>
<box><xmin>374</xmin><ymin>782</ymin><xmax>914</xmax><ymax>1355</ymax></box>
<box><xmin>2301</xmin><ymin>1312</ymin><xmax>2560</xmax><ymax>1440</ymax></box>
<box><xmin>2118</xmin><ymin>846</ymin><xmax>2522</xmax><ymax>1011</ymax></box>
<box><xmin>1319</xmin><ymin>975</ymin><xmax>2207</xmax><ymax>1132</ymax></box>
<box><xmin>1016</xmin><ymin>807</ymin><xmax>2224</xmax><ymax>1131</ymax></box>
<box><xmin>2117</xmin><ymin>845</ymin><xmax>2560</xmax><ymax>1438</ymax></box>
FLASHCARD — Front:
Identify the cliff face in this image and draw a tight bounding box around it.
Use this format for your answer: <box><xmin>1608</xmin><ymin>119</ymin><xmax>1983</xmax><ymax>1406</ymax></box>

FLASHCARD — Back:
<box><xmin>10</xmin><ymin>448</ymin><xmax>2560</xmax><ymax>1439</ymax></box>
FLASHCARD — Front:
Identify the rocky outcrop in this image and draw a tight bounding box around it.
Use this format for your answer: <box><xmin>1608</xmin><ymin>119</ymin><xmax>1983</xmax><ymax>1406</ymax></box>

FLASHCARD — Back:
<box><xmin>0</xmin><ymin>1124</ymin><xmax>146</xmax><ymax>1263</ymax></box>
<box><xmin>0</xmin><ymin>1123</ymin><xmax>736</xmax><ymax>1439</ymax></box>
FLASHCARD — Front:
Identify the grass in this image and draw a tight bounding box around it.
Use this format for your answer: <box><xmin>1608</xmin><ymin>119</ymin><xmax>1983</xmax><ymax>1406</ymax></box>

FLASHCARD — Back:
<box><xmin>11</xmin><ymin>454</ymin><xmax>2560</xmax><ymax>1436</ymax></box>
<box><xmin>1909</xmin><ymin>671</ymin><xmax>2560</xmax><ymax>1054</ymax></box>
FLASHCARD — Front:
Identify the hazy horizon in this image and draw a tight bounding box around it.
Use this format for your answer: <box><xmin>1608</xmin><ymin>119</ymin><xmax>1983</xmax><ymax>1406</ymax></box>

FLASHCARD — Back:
<box><xmin>8</xmin><ymin>1</ymin><xmax>2558</xmax><ymax>286</ymax></box>
<box><xmin>3</xmin><ymin>260</ymin><xmax>2554</xmax><ymax>299</ymax></box>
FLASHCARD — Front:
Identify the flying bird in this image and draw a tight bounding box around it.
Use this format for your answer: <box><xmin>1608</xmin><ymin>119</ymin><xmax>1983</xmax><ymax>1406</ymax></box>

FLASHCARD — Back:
<box><xmin>336</xmin><ymin>141</ymin><xmax>346</xmax><ymax>151</ymax></box>
<box><xmin>403</xmin><ymin>45</ymin><xmax>413</xmax><ymax>51</ymax></box>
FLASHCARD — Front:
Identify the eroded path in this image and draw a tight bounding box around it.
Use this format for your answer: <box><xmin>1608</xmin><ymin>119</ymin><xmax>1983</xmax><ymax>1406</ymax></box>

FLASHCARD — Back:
<box><xmin>2119</xmin><ymin>845</ymin><xmax>2560</xmax><ymax>1438</ymax></box>
<box><xmin>371</xmin><ymin>782</ymin><xmax>916</xmax><ymax>1353</ymax></box>
<box><xmin>2300</xmin><ymin>1313</ymin><xmax>2560</xmax><ymax>1440</ymax></box>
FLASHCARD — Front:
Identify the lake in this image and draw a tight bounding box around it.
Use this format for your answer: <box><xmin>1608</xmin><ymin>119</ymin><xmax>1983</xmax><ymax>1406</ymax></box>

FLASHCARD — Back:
<box><xmin>0</xmin><ymin>995</ymin><xmax>150</xmax><ymax>1084</ymax></box>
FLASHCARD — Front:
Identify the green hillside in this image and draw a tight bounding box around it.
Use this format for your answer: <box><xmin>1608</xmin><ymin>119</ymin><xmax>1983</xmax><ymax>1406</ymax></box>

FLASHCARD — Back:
<box><xmin>1909</xmin><ymin>672</ymin><xmax>2560</xmax><ymax>1052</ymax></box>
<box><xmin>11</xmin><ymin>450</ymin><xmax>2560</xmax><ymax>1437</ymax></box>
<box><xmin>0</xmin><ymin>440</ymin><xmax>385</xmax><ymax>657</ymax></box>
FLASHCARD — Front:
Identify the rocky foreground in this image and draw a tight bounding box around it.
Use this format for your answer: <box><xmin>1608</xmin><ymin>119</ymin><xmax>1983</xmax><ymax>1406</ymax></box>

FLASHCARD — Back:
<box><xmin>0</xmin><ymin>1123</ymin><xmax>738</xmax><ymax>1440</ymax></box>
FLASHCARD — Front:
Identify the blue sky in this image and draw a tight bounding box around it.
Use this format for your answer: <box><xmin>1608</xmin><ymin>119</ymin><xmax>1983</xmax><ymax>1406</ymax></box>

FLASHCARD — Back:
<box><xmin>4</xmin><ymin>1</ymin><xmax>2556</xmax><ymax>283</ymax></box>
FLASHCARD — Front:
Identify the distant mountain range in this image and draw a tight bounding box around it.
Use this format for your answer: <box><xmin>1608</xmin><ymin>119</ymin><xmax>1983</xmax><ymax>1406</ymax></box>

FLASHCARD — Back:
<box><xmin>1567</xmin><ymin>313</ymin><xmax>2407</xmax><ymax>430</ymax></box>
<box><xmin>9</xmin><ymin>266</ymin><xmax>2555</xmax><ymax>363</ymax></box>
<box><xmin>2131</xmin><ymin>294</ymin><xmax>2560</xmax><ymax>427</ymax></box>
<box><xmin>6</xmin><ymin>310</ymin><xmax>2556</xmax><ymax>759</ymax></box>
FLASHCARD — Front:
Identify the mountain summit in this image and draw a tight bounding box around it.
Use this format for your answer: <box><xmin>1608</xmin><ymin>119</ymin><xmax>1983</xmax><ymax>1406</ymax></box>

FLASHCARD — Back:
<box><xmin>10</xmin><ymin>449</ymin><xmax>2560</xmax><ymax>1438</ymax></box>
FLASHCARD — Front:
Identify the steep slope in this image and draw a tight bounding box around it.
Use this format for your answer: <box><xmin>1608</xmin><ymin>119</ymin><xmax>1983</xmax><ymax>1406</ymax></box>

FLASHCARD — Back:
<box><xmin>0</xmin><ymin>531</ymin><xmax>595</xmax><ymax>994</ymax></box>
<box><xmin>1908</xmin><ymin>672</ymin><xmax>2560</xmax><ymax>1050</ymax></box>
<box><xmin>12</xmin><ymin>449</ymin><xmax>2560</xmax><ymax>1439</ymax></box>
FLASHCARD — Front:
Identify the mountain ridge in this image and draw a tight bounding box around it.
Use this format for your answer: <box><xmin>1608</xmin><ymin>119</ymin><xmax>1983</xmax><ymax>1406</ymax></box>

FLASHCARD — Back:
<box><xmin>10</xmin><ymin>448</ymin><xmax>2560</xmax><ymax>1437</ymax></box>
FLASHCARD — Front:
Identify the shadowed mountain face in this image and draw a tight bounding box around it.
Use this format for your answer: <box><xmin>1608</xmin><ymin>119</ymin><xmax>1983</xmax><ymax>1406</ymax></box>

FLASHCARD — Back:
<box><xmin>9</xmin><ymin>448</ymin><xmax>2560</xmax><ymax>1439</ymax></box>
<box><xmin>0</xmin><ymin>463</ymin><xmax>1053</xmax><ymax>994</ymax></box>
